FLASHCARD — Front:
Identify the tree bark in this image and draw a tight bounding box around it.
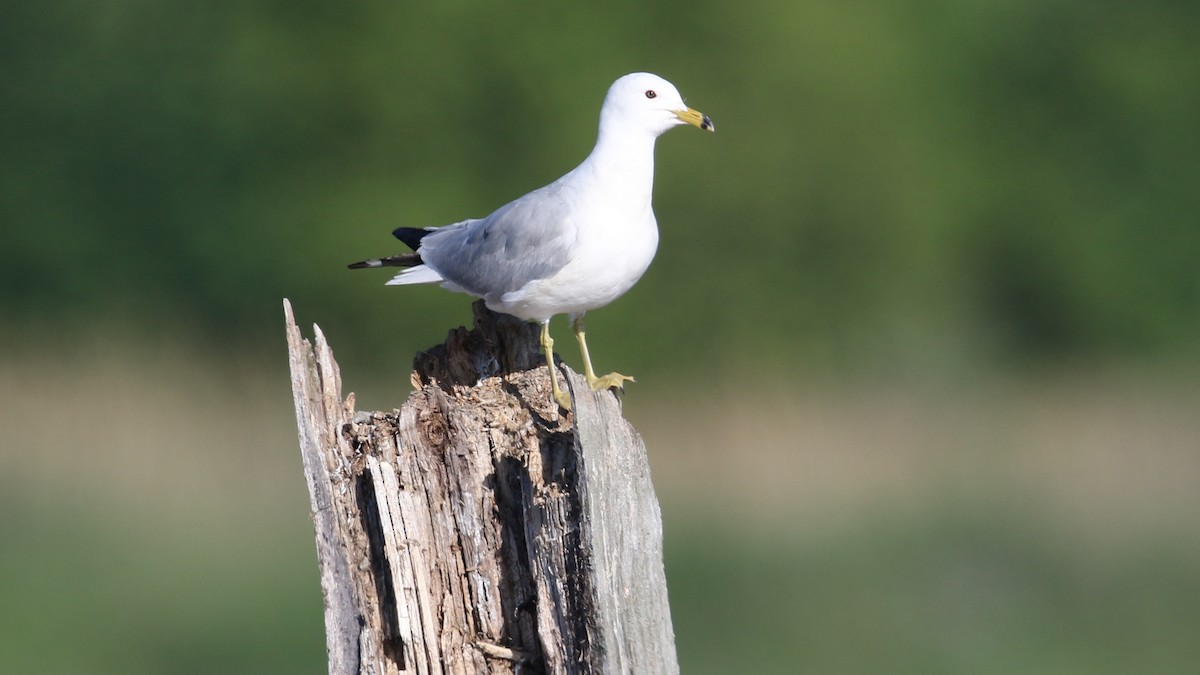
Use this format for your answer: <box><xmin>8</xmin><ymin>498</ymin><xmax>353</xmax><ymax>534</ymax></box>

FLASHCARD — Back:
<box><xmin>284</xmin><ymin>299</ymin><xmax>678</xmax><ymax>675</ymax></box>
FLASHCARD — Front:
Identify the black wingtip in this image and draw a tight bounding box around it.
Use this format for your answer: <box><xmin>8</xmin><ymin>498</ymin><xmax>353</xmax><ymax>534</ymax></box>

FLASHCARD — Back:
<box><xmin>393</xmin><ymin>227</ymin><xmax>431</xmax><ymax>250</ymax></box>
<box><xmin>346</xmin><ymin>253</ymin><xmax>423</xmax><ymax>270</ymax></box>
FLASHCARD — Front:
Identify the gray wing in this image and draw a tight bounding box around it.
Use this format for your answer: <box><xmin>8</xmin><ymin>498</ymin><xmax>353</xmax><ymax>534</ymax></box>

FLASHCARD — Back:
<box><xmin>418</xmin><ymin>183</ymin><xmax>577</xmax><ymax>298</ymax></box>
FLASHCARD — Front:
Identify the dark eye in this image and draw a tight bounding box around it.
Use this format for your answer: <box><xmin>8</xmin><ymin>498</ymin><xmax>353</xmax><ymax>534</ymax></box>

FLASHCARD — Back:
<box><xmin>644</xmin><ymin>89</ymin><xmax>657</xmax><ymax>99</ymax></box>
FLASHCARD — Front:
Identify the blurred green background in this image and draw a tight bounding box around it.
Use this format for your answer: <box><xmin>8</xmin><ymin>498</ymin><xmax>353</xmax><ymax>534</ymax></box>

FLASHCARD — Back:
<box><xmin>2</xmin><ymin>1</ymin><xmax>1198</xmax><ymax>673</ymax></box>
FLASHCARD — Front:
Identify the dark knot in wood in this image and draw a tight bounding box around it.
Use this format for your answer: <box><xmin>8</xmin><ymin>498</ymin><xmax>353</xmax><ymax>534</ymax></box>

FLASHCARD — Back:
<box><xmin>412</xmin><ymin>301</ymin><xmax>546</xmax><ymax>391</ymax></box>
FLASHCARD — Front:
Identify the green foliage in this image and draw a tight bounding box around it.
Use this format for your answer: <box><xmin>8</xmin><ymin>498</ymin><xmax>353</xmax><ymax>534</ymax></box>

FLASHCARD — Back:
<box><xmin>1</xmin><ymin>0</ymin><xmax>1197</xmax><ymax>377</ymax></box>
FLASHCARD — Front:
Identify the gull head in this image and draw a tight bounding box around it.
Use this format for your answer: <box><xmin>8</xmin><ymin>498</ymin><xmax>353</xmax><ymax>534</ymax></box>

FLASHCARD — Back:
<box><xmin>599</xmin><ymin>72</ymin><xmax>715</xmax><ymax>139</ymax></box>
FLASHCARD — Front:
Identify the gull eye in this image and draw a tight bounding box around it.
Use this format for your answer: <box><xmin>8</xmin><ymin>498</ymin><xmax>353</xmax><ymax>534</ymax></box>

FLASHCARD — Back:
<box><xmin>644</xmin><ymin>89</ymin><xmax>657</xmax><ymax>99</ymax></box>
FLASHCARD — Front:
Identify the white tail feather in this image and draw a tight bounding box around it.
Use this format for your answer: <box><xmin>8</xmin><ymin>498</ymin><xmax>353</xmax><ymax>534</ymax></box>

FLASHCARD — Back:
<box><xmin>385</xmin><ymin>265</ymin><xmax>444</xmax><ymax>286</ymax></box>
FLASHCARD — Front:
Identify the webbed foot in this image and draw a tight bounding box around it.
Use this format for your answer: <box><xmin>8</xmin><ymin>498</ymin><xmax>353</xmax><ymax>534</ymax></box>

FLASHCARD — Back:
<box><xmin>587</xmin><ymin>372</ymin><xmax>635</xmax><ymax>392</ymax></box>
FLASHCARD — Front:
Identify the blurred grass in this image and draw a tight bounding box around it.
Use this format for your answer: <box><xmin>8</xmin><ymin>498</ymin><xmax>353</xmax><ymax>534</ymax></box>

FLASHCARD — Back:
<box><xmin>0</xmin><ymin>491</ymin><xmax>325</xmax><ymax>674</ymax></box>
<box><xmin>668</xmin><ymin>507</ymin><xmax>1200</xmax><ymax>674</ymax></box>
<box><xmin>2</xmin><ymin>344</ymin><xmax>1197</xmax><ymax>673</ymax></box>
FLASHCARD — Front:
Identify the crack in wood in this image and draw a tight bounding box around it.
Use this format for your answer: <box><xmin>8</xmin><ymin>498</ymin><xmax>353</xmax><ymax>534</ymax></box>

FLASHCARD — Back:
<box><xmin>356</xmin><ymin>467</ymin><xmax>406</xmax><ymax>669</ymax></box>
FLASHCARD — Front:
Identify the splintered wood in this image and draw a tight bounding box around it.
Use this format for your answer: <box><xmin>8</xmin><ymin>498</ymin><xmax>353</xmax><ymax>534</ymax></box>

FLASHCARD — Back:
<box><xmin>285</xmin><ymin>299</ymin><xmax>677</xmax><ymax>675</ymax></box>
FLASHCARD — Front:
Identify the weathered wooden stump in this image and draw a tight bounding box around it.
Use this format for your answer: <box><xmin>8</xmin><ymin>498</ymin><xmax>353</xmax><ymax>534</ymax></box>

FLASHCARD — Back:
<box><xmin>285</xmin><ymin>299</ymin><xmax>677</xmax><ymax>675</ymax></box>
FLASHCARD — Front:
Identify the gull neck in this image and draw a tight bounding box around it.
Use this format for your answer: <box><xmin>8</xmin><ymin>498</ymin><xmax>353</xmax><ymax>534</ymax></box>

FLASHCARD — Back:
<box><xmin>582</xmin><ymin>124</ymin><xmax>659</xmax><ymax>202</ymax></box>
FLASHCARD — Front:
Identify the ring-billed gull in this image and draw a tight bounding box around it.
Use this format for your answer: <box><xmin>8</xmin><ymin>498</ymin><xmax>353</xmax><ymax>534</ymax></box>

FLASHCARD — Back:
<box><xmin>349</xmin><ymin>72</ymin><xmax>714</xmax><ymax>410</ymax></box>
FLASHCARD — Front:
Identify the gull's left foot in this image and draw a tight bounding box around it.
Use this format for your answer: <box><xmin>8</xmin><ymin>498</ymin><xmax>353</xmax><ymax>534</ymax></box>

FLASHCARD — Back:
<box><xmin>553</xmin><ymin>385</ymin><xmax>574</xmax><ymax>411</ymax></box>
<box><xmin>587</xmin><ymin>372</ymin><xmax>635</xmax><ymax>392</ymax></box>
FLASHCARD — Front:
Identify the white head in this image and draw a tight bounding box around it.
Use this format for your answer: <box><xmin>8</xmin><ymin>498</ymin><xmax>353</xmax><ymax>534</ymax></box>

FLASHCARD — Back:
<box><xmin>598</xmin><ymin>72</ymin><xmax>715</xmax><ymax>140</ymax></box>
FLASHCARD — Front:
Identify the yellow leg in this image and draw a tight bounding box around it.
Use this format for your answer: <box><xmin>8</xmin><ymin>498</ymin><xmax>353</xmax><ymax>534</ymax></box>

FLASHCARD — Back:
<box><xmin>572</xmin><ymin>316</ymin><xmax>635</xmax><ymax>391</ymax></box>
<box><xmin>540</xmin><ymin>321</ymin><xmax>573</xmax><ymax>410</ymax></box>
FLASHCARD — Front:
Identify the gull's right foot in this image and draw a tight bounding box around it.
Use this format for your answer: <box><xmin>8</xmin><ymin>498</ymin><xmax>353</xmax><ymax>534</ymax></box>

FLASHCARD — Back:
<box><xmin>587</xmin><ymin>372</ymin><xmax>635</xmax><ymax>392</ymax></box>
